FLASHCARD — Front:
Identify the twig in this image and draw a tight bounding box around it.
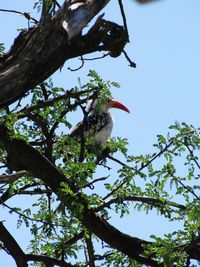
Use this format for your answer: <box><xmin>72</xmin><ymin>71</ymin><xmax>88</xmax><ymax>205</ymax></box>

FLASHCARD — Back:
<box><xmin>107</xmin><ymin>155</ymin><xmax>136</xmax><ymax>170</ymax></box>
<box><xmin>103</xmin><ymin>139</ymin><xmax>175</xmax><ymax>201</ymax></box>
<box><xmin>68</xmin><ymin>53</ymin><xmax>109</xmax><ymax>73</ymax></box>
<box><xmin>0</xmin><ymin>200</ymin><xmax>44</xmax><ymax>224</ymax></box>
<box><xmin>83</xmin><ymin>53</ymin><xmax>109</xmax><ymax>61</ymax></box>
<box><xmin>122</xmin><ymin>50</ymin><xmax>136</xmax><ymax>68</ymax></box>
<box><xmin>103</xmin><ymin>131</ymin><xmax>195</xmax><ymax>201</ymax></box>
<box><xmin>118</xmin><ymin>0</ymin><xmax>129</xmax><ymax>42</ymax></box>
<box><xmin>18</xmin><ymin>89</ymin><xmax>95</xmax><ymax>116</ymax></box>
<box><xmin>17</xmin><ymin>189</ymin><xmax>51</xmax><ymax>195</ymax></box>
<box><xmin>0</xmin><ymin>8</ymin><xmax>38</xmax><ymax>24</ymax></box>
<box><xmin>171</xmin><ymin>173</ymin><xmax>200</xmax><ymax>201</ymax></box>
<box><xmin>68</xmin><ymin>56</ymin><xmax>84</xmax><ymax>71</ymax></box>
<box><xmin>184</xmin><ymin>137</ymin><xmax>200</xmax><ymax>170</ymax></box>
<box><xmin>83</xmin><ymin>176</ymin><xmax>110</xmax><ymax>190</ymax></box>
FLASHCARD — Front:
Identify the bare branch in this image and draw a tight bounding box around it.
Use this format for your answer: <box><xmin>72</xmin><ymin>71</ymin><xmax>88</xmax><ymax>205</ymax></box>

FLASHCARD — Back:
<box><xmin>122</xmin><ymin>50</ymin><xmax>136</xmax><ymax>68</ymax></box>
<box><xmin>0</xmin><ymin>8</ymin><xmax>38</xmax><ymax>24</ymax></box>
<box><xmin>1</xmin><ymin>1</ymin><xmax>128</xmax><ymax>108</ymax></box>
<box><xmin>68</xmin><ymin>56</ymin><xmax>85</xmax><ymax>71</ymax></box>
<box><xmin>83</xmin><ymin>53</ymin><xmax>109</xmax><ymax>61</ymax></box>
<box><xmin>82</xmin><ymin>176</ymin><xmax>110</xmax><ymax>190</ymax></box>
<box><xmin>118</xmin><ymin>0</ymin><xmax>129</xmax><ymax>42</ymax></box>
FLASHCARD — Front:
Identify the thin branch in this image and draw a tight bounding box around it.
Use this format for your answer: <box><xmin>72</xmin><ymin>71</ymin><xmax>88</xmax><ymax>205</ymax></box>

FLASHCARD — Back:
<box><xmin>83</xmin><ymin>53</ymin><xmax>109</xmax><ymax>61</ymax></box>
<box><xmin>26</xmin><ymin>253</ymin><xmax>76</xmax><ymax>267</ymax></box>
<box><xmin>122</xmin><ymin>49</ymin><xmax>136</xmax><ymax>68</ymax></box>
<box><xmin>107</xmin><ymin>155</ymin><xmax>135</xmax><ymax>170</ymax></box>
<box><xmin>184</xmin><ymin>137</ymin><xmax>200</xmax><ymax>170</ymax></box>
<box><xmin>0</xmin><ymin>170</ymin><xmax>26</xmax><ymax>184</ymax></box>
<box><xmin>95</xmin><ymin>195</ymin><xmax>186</xmax><ymax>212</ymax></box>
<box><xmin>68</xmin><ymin>56</ymin><xmax>85</xmax><ymax>71</ymax></box>
<box><xmin>16</xmin><ymin>189</ymin><xmax>51</xmax><ymax>195</ymax></box>
<box><xmin>85</xmin><ymin>233</ymin><xmax>95</xmax><ymax>267</ymax></box>
<box><xmin>0</xmin><ymin>8</ymin><xmax>38</xmax><ymax>24</ymax></box>
<box><xmin>171</xmin><ymin>173</ymin><xmax>200</xmax><ymax>201</ymax></box>
<box><xmin>68</xmin><ymin>53</ymin><xmax>109</xmax><ymax>71</ymax></box>
<box><xmin>82</xmin><ymin>176</ymin><xmax>110</xmax><ymax>190</ymax></box>
<box><xmin>0</xmin><ymin>196</ymin><xmax>67</xmax><ymax>228</ymax></box>
<box><xmin>118</xmin><ymin>0</ymin><xmax>129</xmax><ymax>42</ymax></box>
<box><xmin>49</xmin><ymin>110</ymin><xmax>69</xmax><ymax>136</ymax></box>
<box><xmin>103</xmin><ymin>139</ymin><xmax>175</xmax><ymax>201</ymax></box>
<box><xmin>18</xmin><ymin>89</ymin><xmax>95</xmax><ymax>116</ymax></box>
<box><xmin>0</xmin><ymin>200</ymin><xmax>45</xmax><ymax>224</ymax></box>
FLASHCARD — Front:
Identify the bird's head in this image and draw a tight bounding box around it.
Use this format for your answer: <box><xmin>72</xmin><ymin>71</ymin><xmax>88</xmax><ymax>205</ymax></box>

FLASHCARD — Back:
<box><xmin>88</xmin><ymin>97</ymin><xmax>130</xmax><ymax>114</ymax></box>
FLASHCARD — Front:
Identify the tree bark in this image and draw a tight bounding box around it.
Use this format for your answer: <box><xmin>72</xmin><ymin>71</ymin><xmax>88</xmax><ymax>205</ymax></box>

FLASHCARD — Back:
<box><xmin>0</xmin><ymin>124</ymin><xmax>161</xmax><ymax>267</ymax></box>
<box><xmin>0</xmin><ymin>0</ymin><xmax>111</xmax><ymax>108</ymax></box>
<box><xmin>0</xmin><ymin>222</ymin><xmax>27</xmax><ymax>267</ymax></box>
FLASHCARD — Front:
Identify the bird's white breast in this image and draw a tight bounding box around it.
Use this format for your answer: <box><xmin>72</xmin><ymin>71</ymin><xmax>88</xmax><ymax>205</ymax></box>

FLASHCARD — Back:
<box><xmin>94</xmin><ymin>112</ymin><xmax>114</xmax><ymax>143</ymax></box>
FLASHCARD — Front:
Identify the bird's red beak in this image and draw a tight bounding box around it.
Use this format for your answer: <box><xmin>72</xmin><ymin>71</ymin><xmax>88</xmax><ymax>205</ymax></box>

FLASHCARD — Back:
<box><xmin>111</xmin><ymin>99</ymin><xmax>130</xmax><ymax>113</ymax></box>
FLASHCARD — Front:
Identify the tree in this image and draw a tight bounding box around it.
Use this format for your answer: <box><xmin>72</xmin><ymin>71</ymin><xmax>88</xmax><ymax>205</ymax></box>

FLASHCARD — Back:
<box><xmin>0</xmin><ymin>1</ymin><xmax>200</xmax><ymax>267</ymax></box>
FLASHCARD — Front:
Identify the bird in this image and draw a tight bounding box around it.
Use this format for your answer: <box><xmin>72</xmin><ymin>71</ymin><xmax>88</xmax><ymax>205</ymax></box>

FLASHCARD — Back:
<box><xmin>70</xmin><ymin>97</ymin><xmax>130</xmax><ymax>144</ymax></box>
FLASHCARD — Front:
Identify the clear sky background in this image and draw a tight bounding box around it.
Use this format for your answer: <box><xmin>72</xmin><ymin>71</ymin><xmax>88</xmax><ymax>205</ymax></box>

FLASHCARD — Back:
<box><xmin>0</xmin><ymin>0</ymin><xmax>200</xmax><ymax>266</ymax></box>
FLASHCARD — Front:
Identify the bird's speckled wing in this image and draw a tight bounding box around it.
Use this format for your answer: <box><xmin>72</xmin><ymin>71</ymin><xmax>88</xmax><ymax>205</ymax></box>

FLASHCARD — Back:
<box><xmin>69</xmin><ymin>113</ymin><xmax>110</xmax><ymax>140</ymax></box>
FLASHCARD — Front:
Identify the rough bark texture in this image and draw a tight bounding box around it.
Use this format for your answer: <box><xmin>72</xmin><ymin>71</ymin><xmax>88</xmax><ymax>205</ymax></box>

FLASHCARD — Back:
<box><xmin>0</xmin><ymin>222</ymin><xmax>27</xmax><ymax>267</ymax></box>
<box><xmin>0</xmin><ymin>0</ymin><xmax>115</xmax><ymax>107</ymax></box>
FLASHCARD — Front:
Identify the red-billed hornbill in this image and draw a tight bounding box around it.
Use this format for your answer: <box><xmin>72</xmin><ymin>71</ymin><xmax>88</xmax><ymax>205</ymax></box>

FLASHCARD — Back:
<box><xmin>70</xmin><ymin>98</ymin><xmax>130</xmax><ymax>144</ymax></box>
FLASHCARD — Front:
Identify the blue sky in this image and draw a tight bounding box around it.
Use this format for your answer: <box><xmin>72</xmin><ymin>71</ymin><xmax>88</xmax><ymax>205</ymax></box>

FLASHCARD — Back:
<box><xmin>0</xmin><ymin>0</ymin><xmax>200</xmax><ymax>265</ymax></box>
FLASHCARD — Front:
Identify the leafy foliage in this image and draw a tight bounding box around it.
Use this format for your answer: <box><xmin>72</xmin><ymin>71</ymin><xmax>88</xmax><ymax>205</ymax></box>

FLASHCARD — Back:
<box><xmin>1</xmin><ymin>71</ymin><xmax>200</xmax><ymax>266</ymax></box>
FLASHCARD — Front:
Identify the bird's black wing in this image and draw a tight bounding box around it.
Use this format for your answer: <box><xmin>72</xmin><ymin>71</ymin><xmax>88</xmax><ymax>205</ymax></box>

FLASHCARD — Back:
<box><xmin>69</xmin><ymin>113</ymin><xmax>109</xmax><ymax>139</ymax></box>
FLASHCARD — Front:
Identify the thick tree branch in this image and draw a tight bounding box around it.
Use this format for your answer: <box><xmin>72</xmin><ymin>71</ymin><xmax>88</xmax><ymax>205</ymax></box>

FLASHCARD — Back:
<box><xmin>0</xmin><ymin>0</ymin><xmax>129</xmax><ymax>108</ymax></box>
<box><xmin>0</xmin><ymin>124</ymin><xmax>161</xmax><ymax>267</ymax></box>
<box><xmin>1</xmin><ymin>125</ymin><xmax>199</xmax><ymax>265</ymax></box>
<box><xmin>0</xmin><ymin>221</ymin><xmax>77</xmax><ymax>267</ymax></box>
<box><xmin>1</xmin><ymin>125</ymin><xmax>200</xmax><ymax>264</ymax></box>
<box><xmin>0</xmin><ymin>221</ymin><xmax>27</xmax><ymax>267</ymax></box>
